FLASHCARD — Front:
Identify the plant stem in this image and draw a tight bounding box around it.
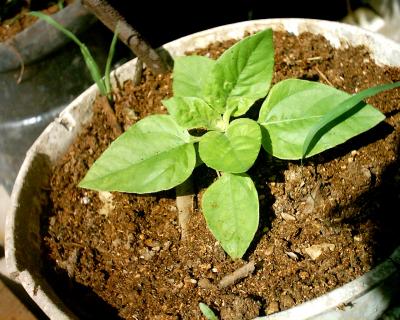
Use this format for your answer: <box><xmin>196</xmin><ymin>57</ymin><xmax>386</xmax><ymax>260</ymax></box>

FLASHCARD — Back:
<box><xmin>176</xmin><ymin>178</ymin><xmax>194</xmax><ymax>241</ymax></box>
<box><xmin>82</xmin><ymin>0</ymin><xmax>170</xmax><ymax>75</ymax></box>
<box><xmin>104</xmin><ymin>25</ymin><xmax>119</xmax><ymax>101</ymax></box>
<box><xmin>97</xmin><ymin>95</ymin><xmax>122</xmax><ymax>137</ymax></box>
<box><xmin>222</xmin><ymin>107</ymin><xmax>236</xmax><ymax>130</ymax></box>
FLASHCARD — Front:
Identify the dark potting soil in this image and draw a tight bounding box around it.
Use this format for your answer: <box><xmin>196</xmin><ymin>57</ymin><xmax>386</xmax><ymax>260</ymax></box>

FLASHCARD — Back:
<box><xmin>43</xmin><ymin>31</ymin><xmax>400</xmax><ymax>319</ymax></box>
<box><xmin>0</xmin><ymin>0</ymin><xmax>74</xmax><ymax>42</ymax></box>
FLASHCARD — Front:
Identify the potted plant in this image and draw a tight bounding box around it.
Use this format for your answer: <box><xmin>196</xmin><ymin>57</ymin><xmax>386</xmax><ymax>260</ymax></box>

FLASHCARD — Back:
<box><xmin>5</xmin><ymin>19</ymin><xmax>400</xmax><ymax>319</ymax></box>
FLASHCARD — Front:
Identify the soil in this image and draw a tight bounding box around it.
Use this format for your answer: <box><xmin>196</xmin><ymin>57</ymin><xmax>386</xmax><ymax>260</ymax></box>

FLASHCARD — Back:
<box><xmin>43</xmin><ymin>31</ymin><xmax>400</xmax><ymax>319</ymax></box>
<box><xmin>0</xmin><ymin>0</ymin><xmax>74</xmax><ymax>42</ymax></box>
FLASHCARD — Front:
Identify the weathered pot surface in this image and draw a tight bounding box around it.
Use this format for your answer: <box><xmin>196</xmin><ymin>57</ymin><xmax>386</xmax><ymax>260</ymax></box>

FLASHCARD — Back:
<box><xmin>0</xmin><ymin>0</ymin><xmax>96</xmax><ymax>72</ymax></box>
<box><xmin>5</xmin><ymin>19</ymin><xmax>400</xmax><ymax>320</ymax></box>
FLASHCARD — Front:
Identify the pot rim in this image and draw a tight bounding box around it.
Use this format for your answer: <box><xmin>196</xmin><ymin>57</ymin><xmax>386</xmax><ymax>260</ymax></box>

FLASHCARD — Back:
<box><xmin>5</xmin><ymin>18</ymin><xmax>400</xmax><ymax>320</ymax></box>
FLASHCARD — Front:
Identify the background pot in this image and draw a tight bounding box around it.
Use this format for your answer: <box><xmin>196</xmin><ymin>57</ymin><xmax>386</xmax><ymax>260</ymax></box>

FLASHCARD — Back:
<box><xmin>5</xmin><ymin>19</ymin><xmax>400</xmax><ymax>319</ymax></box>
<box><xmin>0</xmin><ymin>0</ymin><xmax>95</xmax><ymax>72</ymax></box>
<box><xmin>0</xmin><ymin>1</ymin><xmax>130</xmax><ymax>194</ymax></box>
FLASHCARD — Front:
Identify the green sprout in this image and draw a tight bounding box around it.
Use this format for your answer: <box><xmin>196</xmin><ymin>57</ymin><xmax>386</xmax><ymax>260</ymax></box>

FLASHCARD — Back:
<box><xmin>30</xmin><ymin>11</ymin><xmax>119</xmax><ymax>102</ymax></box>
<box><xmin>79</xmin><ymin>29</ymin><xmax>400</xmax><ymax>259</ymax></box>
<box><xmin>199</xmin><ymin>303</ymin><xmax>218</xmax><ymax>320</ymax></box>
<box><xmin>56</xmin><ymin>0</ymin><xmax>65</xmax><ymax>10</ymax></box>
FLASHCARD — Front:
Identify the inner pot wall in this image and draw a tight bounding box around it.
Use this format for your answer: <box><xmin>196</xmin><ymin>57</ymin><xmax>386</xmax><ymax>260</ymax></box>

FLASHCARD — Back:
<box><xmin>5</xmin><ymin>19</ymin><xmax>400</xmax><ymax>320</ymax></box>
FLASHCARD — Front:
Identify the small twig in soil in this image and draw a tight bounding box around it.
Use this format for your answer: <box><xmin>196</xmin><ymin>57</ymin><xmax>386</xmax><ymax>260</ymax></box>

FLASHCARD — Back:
<box><xmin>82</xmin><ymin>0</ymin><xmax>170</xmax><ymax>75</ymax></box>
<box><xmin>218</xmin><ymin>260</ymin><xmax>255</xmax><ymax>289</ymax></box>
<box><xmin>295</xmin><ymin>56</ymin><xmax>322</xmax><ymax>64</ymax></box>
<box><xmin>133</xmin><ymin>59</ymin><xmax>143</xmax><ymax>86</ymax></box>
<box><xmin>315</xmin><ymin>66</ymin><xmax>334</xmax><ymax>87</ymax></box>
<box><xmin>307</xmin><ymin>56</ymin><xmax>322</xmax><ymax>61</ymax></box>
<box><xmin>176</xmin><ymin>178</ymin><xmax>194</xmax><ymax>241</ymax></box>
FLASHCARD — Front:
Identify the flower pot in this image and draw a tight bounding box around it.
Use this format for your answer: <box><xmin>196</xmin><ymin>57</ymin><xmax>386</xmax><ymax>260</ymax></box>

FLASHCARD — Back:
<box><xmin>0</xmin><ymin>2</ymin><xmax>109</xmax><ymax>193</ymax></box>
<box><xmin>5</xmin><ymin>19</ymin><xmax>400</xmax><ymax>319</ymax></box>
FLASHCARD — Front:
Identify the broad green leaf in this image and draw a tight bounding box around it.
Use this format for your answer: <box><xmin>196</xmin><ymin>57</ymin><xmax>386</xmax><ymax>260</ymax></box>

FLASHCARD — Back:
<box><xmin>258</xmin><ymin>79</ymin><xmax>385</xmax><ymax>159</ymax></box>
<box><xmin>199</xmin><ymin>303</ymin><xmax>218</xmax><ymax>320</ymax></box>
<box><xmin>79</xmin><ymin>115</ymin><xmax>196</xmax><ymax>193</ymax></box>
<box><xmin>163</xmin><ymin>96</ymin><xmax>222</xmax><ymax>130</ymax></box>
<box><xmin>173</xmin><ymin>55</ymin><xmax>215</xmax><ymax>97</ymax></box>
<box><xmin>199</xmin><ymin>118</ymin><xmax>261</xmax><ymax>173</ymax></box>
<box><xmin>302</xmin><ymin>81</ymin><xmax>400</xmax><ymax>158</ymax></box>
<box><xmin>30</xmin><ymin>11</ymin><xmax>106</xmax><ymax>96</ymax></box>
<box><xmin>202</xmin><ymin>173</ymin><xmax>259</xmax><ymax>259</ymax></box>
<box><xmin>203</xmin><ymin>29</ymin><xmax>274</xmax><ymax>116</ymax></box>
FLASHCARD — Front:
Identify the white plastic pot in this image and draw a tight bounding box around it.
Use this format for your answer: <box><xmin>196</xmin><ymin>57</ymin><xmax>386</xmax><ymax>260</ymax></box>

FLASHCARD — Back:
<box><xmin>5</xmin><ymin>19</ymin><xmax>400</xmax><ymax>320</ymax></box>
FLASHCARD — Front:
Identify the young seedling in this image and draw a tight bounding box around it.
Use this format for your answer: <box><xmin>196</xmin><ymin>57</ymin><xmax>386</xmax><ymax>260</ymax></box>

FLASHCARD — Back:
<box><xmin>30</xmin><ymin>11</ymin><xmax>119</xmax><ymax>103</ymax></box>
<box><xmin>199</xmin><ymin>303</ymin><xmax>218</xmax><ymax>320</ymax></box>
<box><xmin>80</xmin><ymin>29</ymin><xmax>400</xmax><ymax>259</ymax></box>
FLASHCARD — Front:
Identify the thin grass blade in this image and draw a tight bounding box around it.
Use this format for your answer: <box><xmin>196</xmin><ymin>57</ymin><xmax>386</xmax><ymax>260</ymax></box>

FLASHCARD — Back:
<box><xmin>302</xmin><ymin>81</ymin><xmax>400</xmax><ymax>158</ymax></box>
<box><xmin>30</xmin><ymin>11</ymin><xmax>106</xmax><ymax>96</ymax></box>
<box><xmin>105</xmin><ymin>23</ymin><xmax>120</xmax><ymax>99</ymax></box>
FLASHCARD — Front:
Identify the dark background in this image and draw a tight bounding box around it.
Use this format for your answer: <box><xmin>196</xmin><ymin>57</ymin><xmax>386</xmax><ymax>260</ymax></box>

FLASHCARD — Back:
<box><xmin>108</xmin><ymin>0</ymin><xmax>364</xmax><ymax>47</ymax></box>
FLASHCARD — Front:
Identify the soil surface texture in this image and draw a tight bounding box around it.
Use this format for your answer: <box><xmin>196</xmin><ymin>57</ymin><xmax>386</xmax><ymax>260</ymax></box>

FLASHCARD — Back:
<box><xmin>43</xmin><ymin>30</ymin><xmax>400</xmax><ymax>319</ymax></box>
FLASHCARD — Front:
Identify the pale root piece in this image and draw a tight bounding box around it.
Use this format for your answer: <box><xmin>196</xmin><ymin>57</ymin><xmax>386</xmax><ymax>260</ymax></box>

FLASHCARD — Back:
<box><xmin>98</xmin><ymin>191</ymin><xmax>114</xmax><ymax>217</ymax></box>
<box><xmin>218</xmin><ymin>260</ymin><xmax>255</xmax><ymax>289</ymax></box>
<box><xmin>175</xmin><ymin>178</ymin><xmax>194</xmax><ymax>240</ymax></box>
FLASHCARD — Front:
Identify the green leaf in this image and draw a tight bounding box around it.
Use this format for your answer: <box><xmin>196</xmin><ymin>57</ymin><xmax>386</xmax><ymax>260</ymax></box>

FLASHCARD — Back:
<box><xmin>199</xmin><ymin>303</ymin><xmax>218</xmax><ymax>320</ymax></box>
<box><xmin>203</xmin><ymin>29</ymin><xmax>274</xmax><ymax>116</ymax></box>
<box><xmin>199</xmin><ymin>119</ymin><xmax>261</xmax><ymax>173</ymax></box>
<box><xmin>30</xmin><ymin>11</ymin><xmax>107</xmax><ymax>96</ymax></box>
<box><xmin>258</xmin><ymin>79</ymin><xmax>386</xmax><ymax>159</ymax></box>
<box><xmin>79</xmin><ymin>115</ymin><xmax>196</xmax><ymax>193</ymax></box>
<box><xmin>163</xmin><ymin>97</ymin><xmax>222</xmax><ymax>130</ymax></box>
<box><xmin>202</xmin><ymin>173</ymin><xmax>259</xmax><ymax>259</ymax></box>
<box><xmin>173</xmin><ymin>55</ymin><xmax>216</xmax><ymax>97</ymax></box>
<box><xmin>57</xmin><ymin>0</ymin><xmax>65</xmax><ymax>10</ymax></box>
<box><xmin>302</xmin><ymin>81</ymin><xmax>400</xmax><ymax>158</ymax></box>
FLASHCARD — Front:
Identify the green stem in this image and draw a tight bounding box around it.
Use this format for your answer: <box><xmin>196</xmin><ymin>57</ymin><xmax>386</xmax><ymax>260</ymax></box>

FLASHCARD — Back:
<box><xmin>222</xmin><ymin>107</ymin><xmax>236</xmax><ymax>131</ymax></box>
<box><xmin>104</xmin><ymin>24</ymin><xmax>119</xmax><ymax>101</ymax></box>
